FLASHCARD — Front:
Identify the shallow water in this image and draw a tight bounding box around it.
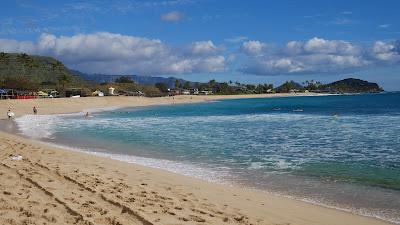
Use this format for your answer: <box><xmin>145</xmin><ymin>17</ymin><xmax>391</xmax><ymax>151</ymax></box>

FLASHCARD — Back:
<box><xmin>15</xmin><ymin>92</ymin><xmax>400</xmax><ymax>224</ymax></box>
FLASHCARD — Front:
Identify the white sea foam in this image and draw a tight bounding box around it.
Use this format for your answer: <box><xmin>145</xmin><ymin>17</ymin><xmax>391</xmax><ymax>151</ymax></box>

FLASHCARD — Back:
<box><xmin>85</xmin><ymin>106</ymin><xmax>124</xmax><ymax>113</ymax></box>
<box><xmin>15</xmin><ymin>114</ymin><xmax>63</xmax><ymax>139</ymax></box>
<box><xmin>14</xmin><ymin>106</ymin><xmax>123</xmax><ymax>139</ymax></box>
<box><xmin>14</xmin><ymin>112</ymin><xmax>307</xmax><ymax>139</ymax></box>
<box><xmin>15</xmin><ymin>111</ymin><xmax>85</xmax><ymax>139</ymax></box>
<box><xmin>43</xmin><ymin>142</ymin><xmax>233</xmax><ymax>185</ymax></box>
<box><xmin>275</xmin><ymin>159</ymin><xmax>295</xmax><ymax>170</ymax></box>
<box><xmin>248</xmin><ymin>162</ymin><xmax>263</xmax><ymax>170</ymax></box>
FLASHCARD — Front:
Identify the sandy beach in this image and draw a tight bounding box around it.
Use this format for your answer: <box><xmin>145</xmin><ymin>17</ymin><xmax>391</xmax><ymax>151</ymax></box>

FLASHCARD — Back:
<box><xmin>0</xmin><ymin>93</ymin><xmax>323</xmax><ymax>120</ymax></box>
<box><xmin>0</xmin><ymin>94</ymin><xmax>392</xmax><ymax>225</ymax></box>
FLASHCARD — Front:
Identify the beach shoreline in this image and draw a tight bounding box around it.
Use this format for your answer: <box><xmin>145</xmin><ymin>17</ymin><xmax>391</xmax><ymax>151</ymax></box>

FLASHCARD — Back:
<box><xmin>0</xmin><ymin>94</ymin><xmax>394</xmax><ymax>225</ymax></box>
<box><xmin>0</xmin><ymin>93</ymin><xmax>329</xmax><ymax>120</ymax></box>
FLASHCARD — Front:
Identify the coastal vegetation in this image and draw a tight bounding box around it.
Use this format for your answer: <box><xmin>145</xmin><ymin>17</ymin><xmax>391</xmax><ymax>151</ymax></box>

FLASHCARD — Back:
<box><xmin>318</xmin><ymin>78</ymin><xmax>383</xmax><ymax>93</ymax></box>
<box><xmin>0</xmin><ymin>52</ymin><xmax>86</xmax><ymax>89</ymax></box>
<box><xmin>0</xmin><ymin>52</ymin><xmax>384</xmax><ymax>98</ymax></box>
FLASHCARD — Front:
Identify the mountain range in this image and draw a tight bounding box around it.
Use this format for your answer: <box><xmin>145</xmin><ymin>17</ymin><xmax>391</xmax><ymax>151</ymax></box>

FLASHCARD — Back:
<box><xmin>71</xmin><ymin>70</ymin><xmax>189</xmax><ymax>88</ymax></box>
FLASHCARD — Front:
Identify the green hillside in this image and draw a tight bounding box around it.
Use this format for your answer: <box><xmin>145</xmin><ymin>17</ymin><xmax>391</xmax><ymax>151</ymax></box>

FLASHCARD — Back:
<box><xmin>322</xmin><ymin>78</ymin><xmax>383</xmax><ymax>93</ymax></box>
<box><xmin>0</xmin><ymin>52</ymin><xmax>87</xmax><ymax>91</ymax></box>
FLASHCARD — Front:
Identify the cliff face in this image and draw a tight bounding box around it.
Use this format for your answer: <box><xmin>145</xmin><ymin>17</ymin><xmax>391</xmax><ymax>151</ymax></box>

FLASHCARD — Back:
<box><xmin>323</xmin><ymin>78</ymin><xmax>384</xmax><ymax>93</ymax></box>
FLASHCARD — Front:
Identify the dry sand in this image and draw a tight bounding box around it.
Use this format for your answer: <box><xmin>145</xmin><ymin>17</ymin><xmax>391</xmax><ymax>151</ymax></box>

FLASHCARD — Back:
<box><xmin>0</xmin><ymin>94</ymin><xmax>392</xmax><ymax>225</ymax></box>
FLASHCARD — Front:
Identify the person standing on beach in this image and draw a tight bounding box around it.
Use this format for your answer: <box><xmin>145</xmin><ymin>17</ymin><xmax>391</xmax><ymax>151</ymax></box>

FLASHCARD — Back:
<box><xmin>7</xmin><ymin>109</ymin><xmax>13</xmax><ymax>119</ymax></box>
<box><xmin>33</xmin><ymin>106</ymin><xmax>37</xmax><ymax>115</ymax></box>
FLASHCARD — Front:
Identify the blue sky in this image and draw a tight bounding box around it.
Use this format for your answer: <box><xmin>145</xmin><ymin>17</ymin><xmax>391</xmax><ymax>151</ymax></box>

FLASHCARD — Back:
<box><xmin>1</xmin><ymin>0</ymin><xmax>399</xmax><ymax>90</ymax></box>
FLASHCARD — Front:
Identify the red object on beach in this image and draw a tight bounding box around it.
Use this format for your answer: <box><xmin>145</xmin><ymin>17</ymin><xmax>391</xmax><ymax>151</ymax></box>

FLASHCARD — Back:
<box><xmin>15</xmin><ymin>96</ymin><xmax>37</xmax><ymax>99</ymax></box>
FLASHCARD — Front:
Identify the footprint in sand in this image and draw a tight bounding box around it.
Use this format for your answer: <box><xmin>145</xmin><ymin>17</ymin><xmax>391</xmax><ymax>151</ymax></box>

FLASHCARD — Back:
<box><xmin>189</xmin><ymin>215</ymin><xmax>206</xmax><ymax>222</ymax></box>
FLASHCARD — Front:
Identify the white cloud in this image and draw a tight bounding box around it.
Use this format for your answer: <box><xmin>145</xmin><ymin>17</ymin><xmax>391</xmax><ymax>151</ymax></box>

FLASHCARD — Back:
<box><xmin>378</xmin><ymin>24</ymin><xmax>390</xmax><ymax>29</ymax></box>
<box><xmin>303</xmin><ymin>37</ymin><xmax>359</xmax><ymax>55</ymax></box>
<box><xmin>241</xmin><ymin>54</ymin><xmax>368</xmax><ymax>75</ymax></box>
<box><xmin>161</xmin><ymin>11</ymin><xmax>184</xmax><ymax>22</ymax></box>
<box><xmin>372</xmin><ymin>41</ymin><xmax>400</xmax><ymax>62</ymax></box>
<box><xmin>187</xmin><ymin>41</ymin><xmax>219</xmax><ymax>55</ymax></box>
<box><xmin>285</xmin><ymin>41</ymin><xmax>304</xmax><ymax>55</ymax></box>
<box><xmin>225</xmin><ymin>36</ymin><xmax>248</xmax><ymax>43</ymax></box>
<box><xmin>241</xmin><ymin>40</ymin><xmax>267</xmax><ymax>56</ymax></box>
<box><xmin>0</xmin><ymin>32</ymin><xmax>226</xmax><ymax>75</ymax></box>
<box><xmin>2</xmin><ymin>33</ymin><xmax>398</xmax><ymax>77</ymax></box>
<box><xmin>240</xmin><ymin>37</ymin><xmax>399</xmax><ymax>75</ymax></box>
<box><xmin>251</xmin><ymin>58</ymin><xmax>307</xmax><ymax>74</ymax></box>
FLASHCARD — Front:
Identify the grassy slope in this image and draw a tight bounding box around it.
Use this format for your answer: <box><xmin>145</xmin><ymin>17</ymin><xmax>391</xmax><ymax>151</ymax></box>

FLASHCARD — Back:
<box><xmin>0</xmin><ymin>52</ymin><xmax>88</xmax><ymax>88</ymax></box>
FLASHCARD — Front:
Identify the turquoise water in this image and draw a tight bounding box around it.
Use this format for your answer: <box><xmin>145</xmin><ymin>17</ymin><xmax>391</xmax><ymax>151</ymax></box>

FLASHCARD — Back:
<box><xmin>16</xmin><ymin>92</ymin><xmax>400</xmax><ymax>223</ymax></box>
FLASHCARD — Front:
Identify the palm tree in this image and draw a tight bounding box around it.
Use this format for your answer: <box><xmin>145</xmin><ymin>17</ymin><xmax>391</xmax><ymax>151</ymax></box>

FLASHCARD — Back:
<box><xmin>208</xmin><ymin>79</ymin><xmax>217</xmax><ymax>89</ymax></box>
<box><xmin>183</xmin><ymin>81</ymin><xmax>191</xmax><ymax>89</ymax></box>
<box><xmin>58</xmin><ymin>72</ymin><xmax>71</xmax><ymax>90</ymax></box>
<box><xmin>57</xmin><ymin>71</ymin><xmax>72</xmax><ymax>97</ymax></box>
<box><xmin>175</xmin><ymin>79</ymin><xmax>180</xmax><ymax>89</ymax></box>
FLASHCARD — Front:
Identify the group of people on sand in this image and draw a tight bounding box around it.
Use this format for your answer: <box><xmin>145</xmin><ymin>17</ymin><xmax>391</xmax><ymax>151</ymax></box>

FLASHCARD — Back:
<box><xmin>6</xmin><ymin>106</ymin><xmax>37</xmax><ymax>119</ymax></box>
<box><xmin>7</xmin><ymin>106</ymin><xmax>91</xmax><ymax>120</ymax></box>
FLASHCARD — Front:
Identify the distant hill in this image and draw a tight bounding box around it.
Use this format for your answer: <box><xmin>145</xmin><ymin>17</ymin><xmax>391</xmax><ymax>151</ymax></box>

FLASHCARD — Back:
<box><xmin>322</xmin><ymin>78</ymin><xmax>383</xmax><ymax>93</ymax></box>
<box><xmin>0</xmin><ymin>52</ymin><xmax>86</xmax><ymax>89</ymax></box>
<box><xmin>71</xmin><ymin>70</ymin><xmax>190</xmax><ymax>88</ymax></box>
<box><xmin>274</xmin><ymin>78</ymin><xmax>383</xmax><ymax>93</ymax></box>
<box><xmin>274</xmin><ymin>80</ymin><xmax>303</xmax><ymax>93</ymax></box>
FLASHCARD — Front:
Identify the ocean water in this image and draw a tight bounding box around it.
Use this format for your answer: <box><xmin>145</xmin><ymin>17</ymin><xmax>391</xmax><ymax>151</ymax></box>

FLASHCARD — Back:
<box><xmin>15</xmin><ymin>92</ymin><xmax>400</xmax><ymax>223</ymax></box>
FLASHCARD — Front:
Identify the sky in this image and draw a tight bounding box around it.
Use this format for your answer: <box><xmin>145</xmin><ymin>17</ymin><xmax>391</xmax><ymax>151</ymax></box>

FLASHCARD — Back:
<box><xmin>0</xmin><ymin>0</ymin><xmax>399</xmax><ymax>90</ymax></box>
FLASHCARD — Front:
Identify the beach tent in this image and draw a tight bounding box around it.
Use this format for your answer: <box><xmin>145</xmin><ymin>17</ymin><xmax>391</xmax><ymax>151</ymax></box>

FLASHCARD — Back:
<box><xmin>49</xmin><ymin>90</ymin><xmax>59</xmax><ymax>98</ymax></box>
<box><xmin>0</xmin><ymin>89</ymin><xmax>8</xmax><ymax>99</ymax></box>
<box><xmin>37</xmin><ymin>91</ymin><xmax>49</xmax><ymax>98</ymax></box>
<box><xmin>92</xmin><ymin>90</ymin><xmax>105</xmax><ymax>97</ymax></box>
